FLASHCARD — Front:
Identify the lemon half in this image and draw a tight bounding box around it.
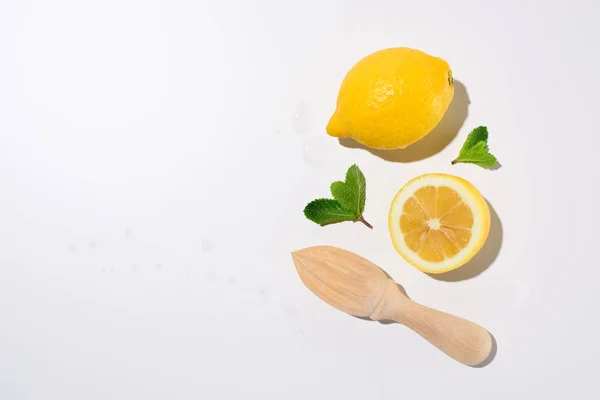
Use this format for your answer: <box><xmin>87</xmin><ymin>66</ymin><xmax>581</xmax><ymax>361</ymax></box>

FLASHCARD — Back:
<box><xmin>389</xmin><ymin>174</ymin><xmax>490</xmax><ymax>274</ymax></box>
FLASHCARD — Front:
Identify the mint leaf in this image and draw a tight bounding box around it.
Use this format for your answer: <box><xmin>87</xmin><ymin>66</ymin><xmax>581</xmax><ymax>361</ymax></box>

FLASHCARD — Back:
<box><xmin>303</xmin><ymin>199</ymin><xmax>357</xmax><ymax>226</ymax></box>
<box><xmin>452</xmin><ymin>126</ymin><xmax>498</xmax><ymax>168</ymax></box>
<box><xmin>462</xmin><ymin>125</ymin><xmax>488</xmax><ymax>148</ymax></box>
<box><xmin>304</xmin><ymin>164</ymin><xmax>372</xmax><ymax>229</ymax></box>
<box><xmin>330</xmin><ymin>164</ymin><xmax>366</xmax><ymax>216</ymax></box>
<box><xmin>456</xmin><ymin>141</ymin><xmax>497</xmax><ymax>166</ymax></box>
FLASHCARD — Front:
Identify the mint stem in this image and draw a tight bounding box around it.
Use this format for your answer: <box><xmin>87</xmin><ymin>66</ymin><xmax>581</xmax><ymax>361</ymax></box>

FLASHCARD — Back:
<box><xmin>358</xmin><ymin>216</ymin><xmax>373</xmax><ymax>229</ymax></box>
<box><xmin>451</xmin><ymin>159</ymin><xmax>458</xmax><ymax>165</ymax></box>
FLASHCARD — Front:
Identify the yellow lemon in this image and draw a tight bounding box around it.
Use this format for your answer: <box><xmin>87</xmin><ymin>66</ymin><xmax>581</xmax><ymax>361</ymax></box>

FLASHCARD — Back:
<box><xmin>389</xmin><ymin>174</ymin><xmax>490</xmax><ymax>274</ymax></box>
<box><xmin>327</xmin><ymin>48</ymin><xmax>454</xmax><ymax>149</ymax></box>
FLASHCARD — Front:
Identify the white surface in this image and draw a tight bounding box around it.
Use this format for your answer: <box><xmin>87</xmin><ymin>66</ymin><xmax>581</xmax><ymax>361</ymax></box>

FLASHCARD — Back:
<box><xmin>1</xmin><ymin>0</ymin><xmax>598</xmax><ymax>398</ymax></box>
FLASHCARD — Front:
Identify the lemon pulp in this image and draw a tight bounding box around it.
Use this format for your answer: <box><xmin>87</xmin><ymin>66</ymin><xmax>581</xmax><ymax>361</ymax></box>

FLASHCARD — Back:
<box><xmin>389</xmin><ymin>174</ymin><xmax>490</xmax><ymax>274</ymax></box>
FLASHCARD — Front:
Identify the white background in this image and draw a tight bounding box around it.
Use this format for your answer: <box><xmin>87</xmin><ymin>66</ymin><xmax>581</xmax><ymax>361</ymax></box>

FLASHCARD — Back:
<box><xmin>1</xmin><ymin>0</ymin><xmax>598</xmax><ymax>398</ymax></box>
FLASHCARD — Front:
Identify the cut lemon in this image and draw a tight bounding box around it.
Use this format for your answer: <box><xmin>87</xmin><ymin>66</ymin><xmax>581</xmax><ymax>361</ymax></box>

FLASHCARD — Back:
<box><xmin>388</xmin><ymin>173</ymin><xmax>490</xmax><ymax>274</ymax></box>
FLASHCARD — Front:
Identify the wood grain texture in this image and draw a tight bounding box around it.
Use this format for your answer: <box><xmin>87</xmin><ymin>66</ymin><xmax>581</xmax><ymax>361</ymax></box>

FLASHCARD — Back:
<box><xmin>292</xmin><ymin>245</ymin><xmax>492</xmax><ymax>366</ymax></box>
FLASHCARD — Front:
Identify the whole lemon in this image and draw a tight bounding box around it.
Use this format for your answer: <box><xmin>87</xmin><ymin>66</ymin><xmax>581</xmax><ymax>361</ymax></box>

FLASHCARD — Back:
<box><xmin>327</xmin><ymin>48</ymin><xmax>454</xmax><ymax>149</ymax></box>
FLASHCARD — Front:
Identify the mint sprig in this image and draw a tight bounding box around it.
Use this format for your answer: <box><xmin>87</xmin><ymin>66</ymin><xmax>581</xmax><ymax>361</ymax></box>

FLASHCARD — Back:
<box><xmin>452</xmin><ymin>126</ymin><xmax>498</xmax><ymax>168</ymax></box>
<box><xmin>304</xmin><ymin>164</ymin><xmax>372</xmax><ymax>229</ymax></box>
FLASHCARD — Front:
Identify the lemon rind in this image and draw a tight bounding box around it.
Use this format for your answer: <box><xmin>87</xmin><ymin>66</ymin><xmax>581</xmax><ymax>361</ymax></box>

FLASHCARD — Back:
<box><xmin>388</xmin><ymin>173</ymin><xmax>490</xmax><ymax>274</ymax></box>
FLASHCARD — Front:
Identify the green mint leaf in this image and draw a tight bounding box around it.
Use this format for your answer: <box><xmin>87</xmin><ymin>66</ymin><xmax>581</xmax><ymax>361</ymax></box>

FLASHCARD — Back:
<box><xmin>455</xmin><ymin>141</ymin><xmax>498</xmax><ymax>167</ymax></box>
<box><xmin>303</xmin><ymin>199</ymin><xmax>357</xmax><ymax>226</ymax></box>
<box><xmin>330</xmin><ymin>164</ymin><xmax>366</xmax><ymax>216</ymax></box>
<box><xmin>452</xmin><ymin>126</ymin><xmax>498</xmax><ymax>168</ymax></box>
<box><xmin>329</xmin><ymin>181</ymin><xmax>353</xmax><ymax>212</ymax></box>
<box><xmin>462</xmin><ymin>125</ymin><xmax>488</xmax><ymax>148</ymax></box>
<box><xmin>304</xmin><ymin>164</ymin><xmax>372</xmax><ymax>229</ymax></box>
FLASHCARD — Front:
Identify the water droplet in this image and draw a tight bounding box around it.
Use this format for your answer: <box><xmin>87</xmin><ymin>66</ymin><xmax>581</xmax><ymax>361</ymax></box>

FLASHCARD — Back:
<box><xmin>101</xmin><ymin>267</ymin><xmax>107</xmax><ymax>273</ymax></box>
<box><xmin>302</xmin><ymin>137</ymin><xmax>329</xmax><ymax>168</ymax></box>
<box><xmin>89</xmin><ymin>240</ymin><xmax>96</xmax><ymax>249</ymax></box>
<box><xmin>227</xmin><ymin>277</ymin><xmax>237</xmax><ymax>285</ymax></box>
<box><xmin>156</xmin><ymin>264</ymin><xmax>162</xmax><ymax>269</ymax></box>
<box><xmin>275</xmin><ymin>129</ymin><xmax>281</xmax><ymax>135</ymax></box>
<box><xmin>132</xmin><ymin>264</ymin><xmax>137</xmax><ymax>270</ymax></box>
<box><xmin>258</xmin><ymin>286</ymin><xmax>270</xmax><ymax>299</ymax></box>
<box><xmin>207</xmin><ymin>272</ymin><xmax>216</xmax><ymax>280</ymax></box>
<box><xmin>201</xmin><ymin>238</ymin><xmax>214</xmax><ymax>252</ymax></box>
<box><xmin>68</xmin><ymin>244</ymin><xmax>78</xmax><ymax>253</ymax></box>
<box><xmin>292</xmin><ymin>102</ymin><xmax>310</xmax><ymax>135</ymax></box>
<box><xmin>125</xmin><ymin>229</ymin><xmax>134</xmax><ymax>239</ymax></box>
<box><xmin>109</xmin><ymin>268</ymin><xmax>114</xmax><ymax>273</ymax></box>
